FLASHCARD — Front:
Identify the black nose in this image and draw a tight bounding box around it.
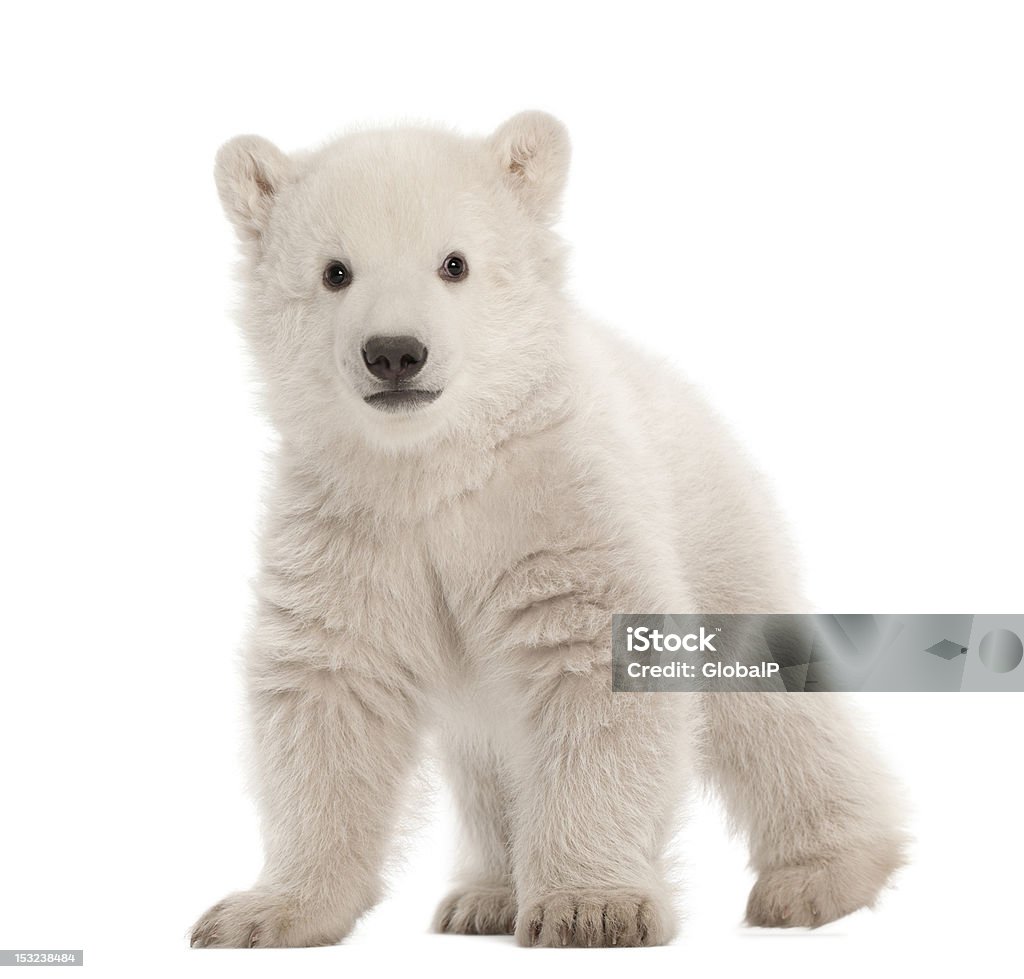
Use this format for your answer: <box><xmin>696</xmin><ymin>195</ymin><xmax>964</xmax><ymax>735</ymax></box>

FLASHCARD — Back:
<box><xmin>362</xmin><ymin>335</ymin><xmax>428</xmax><ymax>382</ymax></box>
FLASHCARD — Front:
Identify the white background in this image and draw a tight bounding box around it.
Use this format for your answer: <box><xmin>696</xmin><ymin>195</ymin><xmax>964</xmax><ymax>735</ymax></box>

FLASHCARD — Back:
<box><xmin>1</xmin><ymin>2</ymin><xmax>1021</xmax><ymax>977</ymax></box>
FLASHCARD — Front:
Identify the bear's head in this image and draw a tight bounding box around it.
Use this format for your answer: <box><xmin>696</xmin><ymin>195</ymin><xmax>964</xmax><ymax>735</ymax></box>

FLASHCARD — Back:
<box><xmin>215</xmin><ymin>112</ymin><xmax>572</xmax><ymax>457</ymax></box>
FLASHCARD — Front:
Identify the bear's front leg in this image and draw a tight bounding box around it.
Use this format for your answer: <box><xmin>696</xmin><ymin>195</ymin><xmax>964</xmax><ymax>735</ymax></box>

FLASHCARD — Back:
<box><xmin>477</xmin><ymin>539</ymin><xmax>698</xmax><ymax>950</ymax></box>
<box><xmin>462</xmin><ymin>538</ymin><xmax>700</xmax><ymax>948</ymax></box>
<box><xmin>509</xmin><ymin>652</ymin><xmax>695</xmax><ymax>947</ymax></box>
<box><xmin>191</xmin><ymin>637</ymin><xmax>423</xmax><ymax>948</ymax></box>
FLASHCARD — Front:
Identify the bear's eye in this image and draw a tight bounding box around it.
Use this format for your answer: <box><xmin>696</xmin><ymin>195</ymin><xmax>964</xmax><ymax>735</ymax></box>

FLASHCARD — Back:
<box><xmin>439</xmin><ymin>253</ymin><xmax>468</xmax><ymax>282</ymax></box>
<box><xmin>322</xmin><ymin>261</ymin><xmax>351</xmax><ymax>290</ymax></box>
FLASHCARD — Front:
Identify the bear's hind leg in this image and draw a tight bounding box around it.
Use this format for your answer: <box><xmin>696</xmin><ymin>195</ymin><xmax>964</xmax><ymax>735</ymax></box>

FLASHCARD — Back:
<box><xmin>705</xmin><ymin>691</ymin><xmax>908</xmax><ymax>927</ymax></box>
<box><xmin>433</xmin><ymin>730</ymin><xmax>517</xmax><ymax>935</ymax></box>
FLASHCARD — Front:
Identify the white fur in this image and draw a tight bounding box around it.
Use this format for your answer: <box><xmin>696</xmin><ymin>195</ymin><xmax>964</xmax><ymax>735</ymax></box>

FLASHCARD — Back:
<box><xmin>191</xmin><ymin>112</ymin><xmax>907</xmax><ymax>948</ymax></box>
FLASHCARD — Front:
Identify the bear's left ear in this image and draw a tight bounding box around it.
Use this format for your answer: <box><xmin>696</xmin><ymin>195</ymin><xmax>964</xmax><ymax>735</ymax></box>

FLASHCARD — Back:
<box><xmin>487</xmin><ymin>111</ymin><xmax>570</xmax><ymax>225</ymax></box>
<box><xmin>214</xmin><ymin>134</ymin><xmax>293</xmax><ymax>244</ymax></box>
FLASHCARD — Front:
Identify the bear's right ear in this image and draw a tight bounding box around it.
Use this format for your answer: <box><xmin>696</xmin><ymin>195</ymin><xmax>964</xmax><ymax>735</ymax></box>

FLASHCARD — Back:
<box><xmin>214</xmin><ymin>135</ymin><xmax>293</xmax><ymax>243</ymax></box>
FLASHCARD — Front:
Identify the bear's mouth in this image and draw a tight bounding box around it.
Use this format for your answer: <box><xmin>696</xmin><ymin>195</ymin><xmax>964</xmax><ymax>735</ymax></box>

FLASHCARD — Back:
<box><xmin>363</xmin><ymin>389</ymin><xmax>442</xmax><ymax>412</ymax></box>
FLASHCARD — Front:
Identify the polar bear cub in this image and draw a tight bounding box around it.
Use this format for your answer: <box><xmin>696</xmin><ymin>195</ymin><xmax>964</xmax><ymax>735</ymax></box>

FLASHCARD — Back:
<box><xmin>190</xmin><ymin>112</ymin><xmax>907</xmax><ymax>948</ymax></box>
